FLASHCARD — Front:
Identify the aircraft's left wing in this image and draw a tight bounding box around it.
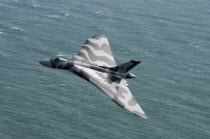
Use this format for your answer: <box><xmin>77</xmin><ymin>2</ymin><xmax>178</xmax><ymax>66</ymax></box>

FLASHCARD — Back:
<box><xmin>69</xmin><ymin>35</ymin><xmax>117</xmax><ymax>68</ymax></box>
<box><xmin>71</xmin><ymin>65</ymin><xmax>147</xmax><ymax>118</ymax></box>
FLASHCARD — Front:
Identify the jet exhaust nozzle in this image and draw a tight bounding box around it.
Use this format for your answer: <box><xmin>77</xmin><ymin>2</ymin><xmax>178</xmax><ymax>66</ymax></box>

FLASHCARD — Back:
<box><xmin>127</xmin><ymin>73</ymin><xmax>136</xmax><ymax>78</ymax></box>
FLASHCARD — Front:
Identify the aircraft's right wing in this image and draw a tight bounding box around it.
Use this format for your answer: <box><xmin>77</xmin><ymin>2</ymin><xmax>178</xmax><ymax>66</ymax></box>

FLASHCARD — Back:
<box><xmin>71</xmin><ymin>65</ymin><xmax>147</xmax><ymax>118</ymax></box>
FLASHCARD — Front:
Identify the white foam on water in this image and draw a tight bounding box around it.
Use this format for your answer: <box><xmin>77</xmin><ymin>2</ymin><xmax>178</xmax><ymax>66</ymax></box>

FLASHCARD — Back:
<box><xmin>47</xmin><ymin>15</ymin><xmax>62</xmax><ymax>18</ymax></box>
<box><xmin>61</xmin><ymin>11</ymin><xmax>71</xmax><ymax>17</ymax></box>
<box><xmin>31</xmin><ymin>0</ymin><xmax>39</xmax><ymax>7</ymax></box>
<box><xmin>95</xmin><ymin>11</ymin><xmax>104</xmax><ymax>16</ymax></box>
<box><xmin>33</xmin><ymin>4</ymin><xmax>38</xmax><ymax>7</ymax></box>
<box><xmin>0</xmin><ymin>2</ymin><xmax>14</xmax><ymax>9</ymax></box>
<box><xmin>188</xmin><ymin>42</ymin><xmax>201</xmax><ymax>48</ymax></box>
<box><xmin>11</xmin><ymin>26</ymin><xmax>23</xmax><ymax>31</ymax></box>
<box><xmin>0</xmin><ymin>2</ymin><xmax>7</xmax><ymax>7</ymax></box>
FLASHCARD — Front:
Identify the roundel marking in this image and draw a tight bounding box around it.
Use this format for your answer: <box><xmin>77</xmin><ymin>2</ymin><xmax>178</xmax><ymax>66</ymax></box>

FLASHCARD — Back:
<box><xmin>94</xmin><ymin>46</ymin><xmax>101</xmax><ymax>50</ymax></box>
<box><xmin>119</xmin><ymin>94</ymin><xmax>125</xmax><ymax>99</ymax></box>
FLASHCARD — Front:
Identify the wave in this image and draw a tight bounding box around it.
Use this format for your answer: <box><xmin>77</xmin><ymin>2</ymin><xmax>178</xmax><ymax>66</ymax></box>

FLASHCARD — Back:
<box><xmin>10</xmin><ymin>26</ymin><xmax>23</xmax><ymax>31</ymax></box>
<box><xmin>95</xmin><ymin>11</ymin><xmax>104</xmax><ymax>16</ymax></box>
<box><xmin>47</xmin><ymin>11</ymin><xmax>71</xmax><ymax>19</ymax></box>
<box><xmin>47</xmin><ymin>14</ymin><xmax>63</xmax><ymax>18</ymax></box>
<box><xmin>31</xmin><ymin>0</ymin><xmax>39</xmax><ymax>7</ymax></box>
<box><xmin>60</xmin><ymin>11</ymin><xmax>71</xmax><ymax>17</ymax></box>
<box><xmin>0</xmin><ymin>2</ymin><xmax>9</xmax><ymax>7</ymax></box>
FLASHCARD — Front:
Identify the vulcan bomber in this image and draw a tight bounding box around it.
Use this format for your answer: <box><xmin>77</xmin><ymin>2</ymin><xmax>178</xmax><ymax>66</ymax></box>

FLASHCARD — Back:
<box><xmin>39</xmin><ymin>35</ymin><xmax>147</xmax><ymax>118</ymax></box>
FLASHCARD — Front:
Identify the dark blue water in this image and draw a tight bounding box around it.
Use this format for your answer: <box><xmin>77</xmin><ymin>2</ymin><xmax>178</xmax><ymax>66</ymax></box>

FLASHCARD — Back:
<box><xmin>1</xmin><ymin>0</ymin><xmax>210</xmax><ymax>138</ymax></box>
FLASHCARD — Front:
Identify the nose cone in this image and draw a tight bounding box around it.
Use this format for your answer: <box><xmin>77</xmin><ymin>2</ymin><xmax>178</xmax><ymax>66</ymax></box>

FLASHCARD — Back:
<box><xmin>39</xmin><ymin>59</ymin><xmax>51</xmax><ymax>67</ymax></box>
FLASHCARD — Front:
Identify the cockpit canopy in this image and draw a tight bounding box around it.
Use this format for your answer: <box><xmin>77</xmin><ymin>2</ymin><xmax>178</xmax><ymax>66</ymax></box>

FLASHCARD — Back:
<box><xmin>54</xmin><ymin>58</ymin><xmax>68</xmax><ymax>62</ymax></box>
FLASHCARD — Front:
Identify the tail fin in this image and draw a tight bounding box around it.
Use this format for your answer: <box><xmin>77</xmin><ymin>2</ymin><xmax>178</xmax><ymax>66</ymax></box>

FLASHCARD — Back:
<box><xmin>110</xmin><ymin>60</ymin><xmax>141</xmax><ymax>73</ymax></box>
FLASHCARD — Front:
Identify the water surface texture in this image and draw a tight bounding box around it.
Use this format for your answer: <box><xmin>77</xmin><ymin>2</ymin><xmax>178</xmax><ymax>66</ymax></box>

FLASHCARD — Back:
<box><xmin>0</xmin><ymin>0</ymin><xmax>210</xmax><ymax>138</ymax></box>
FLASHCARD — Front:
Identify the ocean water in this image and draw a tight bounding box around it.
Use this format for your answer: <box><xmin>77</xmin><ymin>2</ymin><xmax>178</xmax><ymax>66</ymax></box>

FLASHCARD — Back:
<box><xmin>0</xmin><ymin>0</ymin><xmax>210</xmax><ymax>138</ymax></box>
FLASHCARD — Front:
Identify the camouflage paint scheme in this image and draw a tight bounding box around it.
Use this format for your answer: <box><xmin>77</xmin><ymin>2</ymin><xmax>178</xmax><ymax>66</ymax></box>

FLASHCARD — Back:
<box><xmin>39</xmin><ymin>35</ymin><xmax>147</xmax><ymax>119</ymax></box>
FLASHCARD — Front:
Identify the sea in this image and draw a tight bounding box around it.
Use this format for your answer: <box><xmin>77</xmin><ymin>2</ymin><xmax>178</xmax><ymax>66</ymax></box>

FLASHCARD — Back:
<box><xmin>0</xmin><ymin>0</ymin><xmax>210</xmax><ymax>138</ymax></box>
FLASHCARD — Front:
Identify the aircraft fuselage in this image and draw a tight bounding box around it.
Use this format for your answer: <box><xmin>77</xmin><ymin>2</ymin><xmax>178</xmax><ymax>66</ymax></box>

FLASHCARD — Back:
<box><xmin>39</xmin><ymin>58</ymin><xmax>136</xmax><ymax>79</ymax></box>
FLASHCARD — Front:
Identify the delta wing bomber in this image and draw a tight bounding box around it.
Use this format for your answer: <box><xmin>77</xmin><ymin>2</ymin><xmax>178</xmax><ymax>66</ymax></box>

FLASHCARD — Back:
<box><xmin>39</xmin><ymin>35</ymin><xmax>147</xmax><ymax>118</ymax></box>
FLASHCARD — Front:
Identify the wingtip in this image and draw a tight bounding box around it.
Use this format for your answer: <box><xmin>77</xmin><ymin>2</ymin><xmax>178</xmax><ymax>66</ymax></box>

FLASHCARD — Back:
<box><xmin>92</xmin><ymin>34</ymin><xmax>107</xmax><ymax>39</ymax></box>
<box><xmin>133</xmin><ymin>111</ymin><xmax>148</xmax><ymax>119</ymax></box>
